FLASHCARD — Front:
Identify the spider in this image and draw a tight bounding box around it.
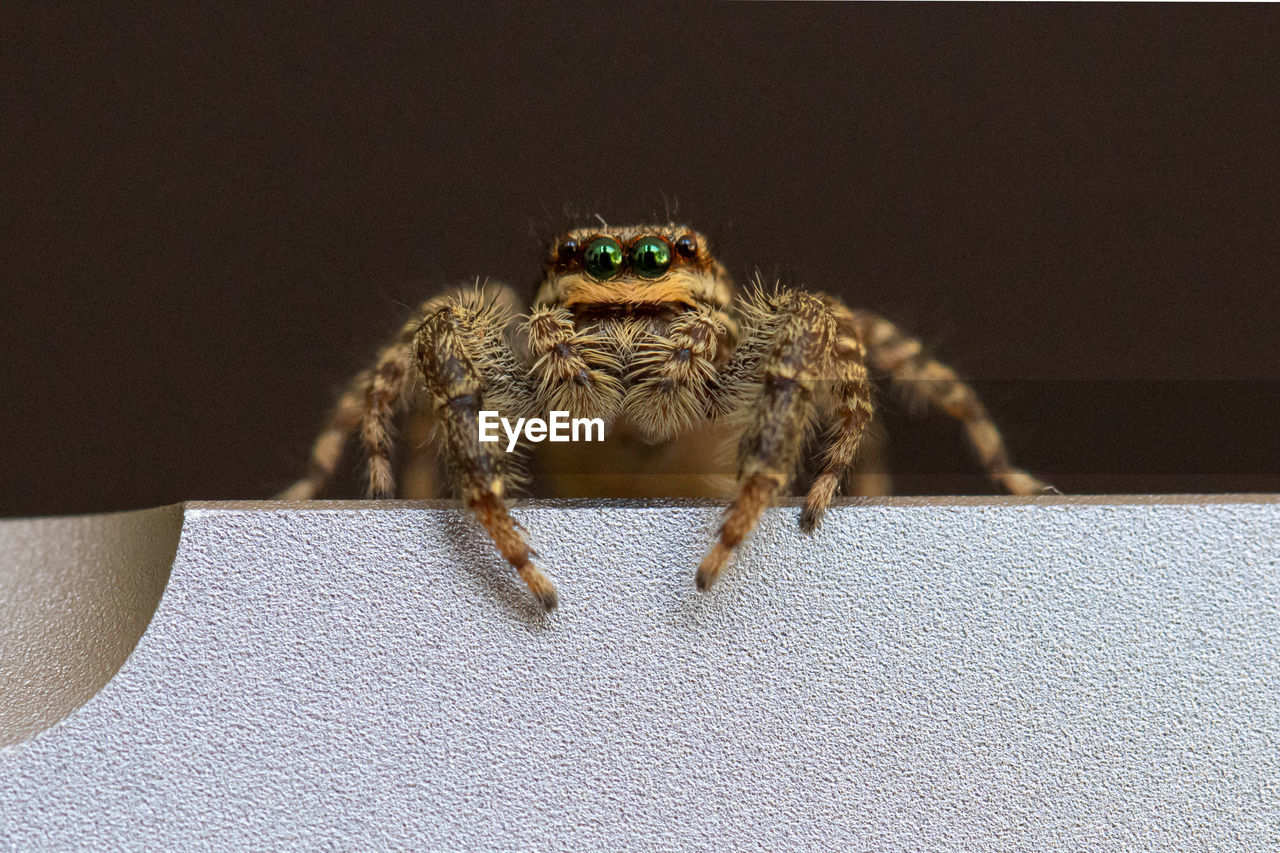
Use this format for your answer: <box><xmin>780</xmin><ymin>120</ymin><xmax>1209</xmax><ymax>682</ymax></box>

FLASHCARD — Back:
<box><xmin>280</xmin><ymin>223</ymin><xmax>1051</xmax><ymax>610</ymax></box>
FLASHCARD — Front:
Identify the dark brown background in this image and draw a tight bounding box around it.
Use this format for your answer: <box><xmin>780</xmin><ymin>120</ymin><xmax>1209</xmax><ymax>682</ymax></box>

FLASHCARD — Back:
<box><xmin>3</xmin><ymin>4</ymin><xmax>1278</xmax><ymax>517</ymax></box>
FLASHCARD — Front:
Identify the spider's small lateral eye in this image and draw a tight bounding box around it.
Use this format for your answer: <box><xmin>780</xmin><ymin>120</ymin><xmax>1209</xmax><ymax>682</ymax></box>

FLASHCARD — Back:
<box><xmin>583</xmin><ymin>236</ymin><xmax>624</xmax><ymax>280</ymax></box>
<box><xmin>631</xmin><ymin>236</ymin><xmax>672</xmax><ymax>279</ymax></box>
<box><xmin>674</xmin><ymin>234</ymin><xmax>698</xmax><ymax>259</ymax></box>
<box><xmin>557</xmin><ymin>238</ymin><xmax>581</xmax><ymax>262</ymax></box>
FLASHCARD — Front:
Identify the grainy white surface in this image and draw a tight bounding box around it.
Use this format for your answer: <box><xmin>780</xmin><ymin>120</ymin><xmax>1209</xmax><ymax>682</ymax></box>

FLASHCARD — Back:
<box><xmin>0</xmin><ymin>504</ymin><xmax>181</xmax><ymax>746</ymax></box>
<box><xmin>1</xmin><ymin>499</ymin><xmax>1278</xmax><ymax>851</ymax></box>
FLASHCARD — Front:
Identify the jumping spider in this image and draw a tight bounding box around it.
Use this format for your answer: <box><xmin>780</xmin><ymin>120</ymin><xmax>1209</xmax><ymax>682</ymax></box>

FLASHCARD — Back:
<box><xmin>282</xmin><ymin>223</ymin><xmax>1050</xmax><ymax>609</ymax></box>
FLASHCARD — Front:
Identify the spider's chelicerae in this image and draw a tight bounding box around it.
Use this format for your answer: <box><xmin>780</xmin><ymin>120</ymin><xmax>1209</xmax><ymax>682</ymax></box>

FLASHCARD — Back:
<box><xmin>282</xmin><ymin>223</ymin><xmax>1050</xmax><ymax>609</ymax></box>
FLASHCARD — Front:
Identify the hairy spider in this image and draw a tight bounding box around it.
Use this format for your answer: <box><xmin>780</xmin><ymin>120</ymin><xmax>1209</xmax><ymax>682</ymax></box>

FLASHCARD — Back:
<box><xmin>281</xmin><ymin>223</ymin><xmax>1050</xmax><ymax>610</ymax></box>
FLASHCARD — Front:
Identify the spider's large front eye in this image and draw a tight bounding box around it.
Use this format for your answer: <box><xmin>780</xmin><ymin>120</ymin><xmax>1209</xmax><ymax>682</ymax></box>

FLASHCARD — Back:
<box><xmin>631</xmin><ymin>236</ymin><xmax>672</xmax><ymax>279</ymax></box>
<box><xmin>583</xmin><ymin>236</ymin><xmax>624</xmax><ymax>280</ymax></box>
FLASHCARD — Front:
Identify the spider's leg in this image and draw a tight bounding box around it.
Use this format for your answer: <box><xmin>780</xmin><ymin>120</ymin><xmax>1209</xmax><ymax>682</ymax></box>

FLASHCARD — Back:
<box><xmin>798</xmin><ymin>300</ymin><xmax>875</xmax><ymax>531</ymax></box>
<box><xmin>401</xmin><ymin>284</ymin><xmax>527</xmax><ymax>498</ymax></box>
<box><xmin>794</xmin><ymin>293</ymin><xmax>883</xmax><ymax>527</ymax></box>
<box><xmin>850</xmin><ymin>309</ymin><xmax>1052</xmax><ymax>495</ymax></box>
<box><xmin>280</xmin><ymin>285</ymin><xmax>526</xmax><ymax>501</ymax></box>
<box><xmin>279</xmin><ymin>338</ymin><xmax>416</xmax><ymax>500</ymax></box>
<box><xmin>415</xmin><ymin>290</ymin><xmax>557</xmax><ymax>609</ymax></box>
<box><xmin>359</xmin><ymin>341</ymin><xmax>421</xmax><ymax>497</ymax></box>
<box><xmin>697</xmin><ymin>289</ymin><xmax>834</xmax><ymax>590</ymax></box>
<box><xmin>278</xmin><ymin>366</ymin><xmax>369</xmax><ymax>500</ymax></box>
<box><xmin>279</xmin><ymin>294</ymin><xmax>449</xmax><ymax>500</ymax></box>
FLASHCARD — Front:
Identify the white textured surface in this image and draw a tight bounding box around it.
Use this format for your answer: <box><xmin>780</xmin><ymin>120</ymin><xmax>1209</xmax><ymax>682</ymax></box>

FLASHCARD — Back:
<box><xmin>1</xmin><ymin>499</ymin><xmax>1278</xmax><ymax>850</ymax></box>
<box><xmin>0</xmin><ymin>505</ymin><xmax>181</xmax><ymax>746</ymax></box>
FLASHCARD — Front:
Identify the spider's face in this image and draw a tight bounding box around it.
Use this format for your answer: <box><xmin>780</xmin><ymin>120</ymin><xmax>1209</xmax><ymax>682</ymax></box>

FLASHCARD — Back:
<box><xmin>536</xmin><ymin>224</ymin><xmax>730</xmax><ymax>312</ymax></box>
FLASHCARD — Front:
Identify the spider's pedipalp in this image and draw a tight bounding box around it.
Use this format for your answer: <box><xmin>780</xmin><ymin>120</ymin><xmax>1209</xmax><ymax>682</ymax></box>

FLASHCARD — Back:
<box><xmin>625</xmin><ymin>306</ymin><xmax>731</xmax><ymax>442</ymax></box>
<box><xmin>523</xmin><ymin>306</ymin><xmax>624</xmax><ymax>421</ymax></box>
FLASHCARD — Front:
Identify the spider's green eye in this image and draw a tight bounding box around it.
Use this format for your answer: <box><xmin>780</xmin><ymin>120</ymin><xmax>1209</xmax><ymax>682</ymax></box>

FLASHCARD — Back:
<box><xmin>583</xmin><ymin>236</ymin><xmax>624</xmax><ymax>280</ymax></box>
<box><xmin>631</xmin><ymin>236</ymin><xmax>672</xmax><ymax>279</ymax></box>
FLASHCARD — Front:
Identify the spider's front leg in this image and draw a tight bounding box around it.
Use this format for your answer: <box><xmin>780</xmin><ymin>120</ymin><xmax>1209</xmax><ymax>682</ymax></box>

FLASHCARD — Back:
<box><xmin>698</xmin><ymin>290</ymin><xmax>871</xmax><ymax>590</ymax></box>
<box><xmin>414</xmin><ymin>293</ymin><xmax>558</xmax><ymax>610</ymax></box>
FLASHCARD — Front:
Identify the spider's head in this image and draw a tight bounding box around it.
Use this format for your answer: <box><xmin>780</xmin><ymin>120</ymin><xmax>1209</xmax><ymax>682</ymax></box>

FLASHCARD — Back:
<box><xmin>535</xmin><ymin>224</ymin><xmax>731</xmax><ymax>313</ymax></box>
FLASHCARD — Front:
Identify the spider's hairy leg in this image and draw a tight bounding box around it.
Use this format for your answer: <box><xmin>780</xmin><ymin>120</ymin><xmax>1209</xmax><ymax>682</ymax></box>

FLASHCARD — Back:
<box><xmin>798</xmin><ymin>300</ymin><xmax>875</xmax><ymax>532</ymax></box>
<box><xmin>278</xmin><ymin>285</ymin><xmax>525</xmax><ymax>500</ymax></box>
<box><xmin>851</xmin><ymin>309</ymin><xmax>1052</xmax><ymax>495</ymax></box>
<box><xmin>697</xmin><ymin>290</ymin><xmax>833</xmax><ymax>591</ymax></box>
<box><xmin>415</xmin><ymin>292</ymin><xmax>558</xmax><ymax>610</ymax></box>
<box><xmin>280</xmin><ymin>315</ymin><xmax>427</xmax><ymax>500</ymax></box>
<box><xmin>278</xmin><ymin>368</ymin><xmax>368</xmax><ymax>500</ymax></box>
<box><xmin>360</xmin><ymin>342</ymin><xmax>421</xmax><ymax>497</ymax></box>
<box><xmin>625</xmin><ymin>306</ymin><xmax>735</xmax><ymax>442</ymax></box>
<box><xmin>523</xmin><ymin>306</ymin><xmax>624</xmax><ymax>419</ymax></box>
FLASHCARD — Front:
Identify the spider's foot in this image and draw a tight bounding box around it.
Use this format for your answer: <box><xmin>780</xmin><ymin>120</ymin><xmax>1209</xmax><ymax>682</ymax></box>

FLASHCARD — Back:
<box><xmin>518</xmin><ymin>563</ymin><xmax>559</xmax><ymax>610</ymax></box>
<box><xmin>1003</xmin><ymin>468</ymin><xmax>1055</xmax><ymax>497</ymax></box>
<box><xmin>695</xmin><ymin>543</ymin><xmax>731</xmax><ymax>591</ymax></box>
<box><xmin>799</xmin><ymin>473</ymin><xmax>837</xmax><ymax>534</ymax></box>
<box><xmin>277</xmin><ymin>481</ymin><xmax>316</xmax><ymax>501</ymax></box>
<box><xmin>1040</xmin><ymin>483</ymin><xmax>1063</xmax><ymax>496</ymax></box>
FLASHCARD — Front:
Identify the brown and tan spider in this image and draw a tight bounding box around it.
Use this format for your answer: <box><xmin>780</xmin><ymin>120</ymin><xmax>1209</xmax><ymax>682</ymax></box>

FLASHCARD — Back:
<box><xmin>281</xmin><ymin>223</ymin><xmax>1050</xmax><ymax>610</ymax></box>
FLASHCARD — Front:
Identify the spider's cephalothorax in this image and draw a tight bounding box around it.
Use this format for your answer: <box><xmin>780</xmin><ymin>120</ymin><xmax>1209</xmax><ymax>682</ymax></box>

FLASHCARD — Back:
<box><xmin>282</xmin><ymin>223</ymin><xmax>1050</xmax><ymax>610</ymax></box>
